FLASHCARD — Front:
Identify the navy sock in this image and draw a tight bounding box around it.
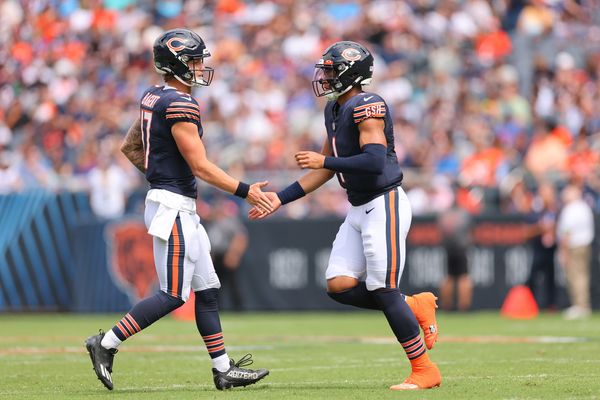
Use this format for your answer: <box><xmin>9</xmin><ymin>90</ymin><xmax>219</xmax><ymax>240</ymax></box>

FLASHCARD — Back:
<box><xmin>327</xmin><ymin>282</ymin><xmax>381</xmax><ymax>310</ymax></box>
<box><xmin>112</xmin><ymin>291</ymin><xmax>184</xmax><ymax>341</ymax></box>
<box><xmin>372</xmin><ymin>289</ymin><xmax>423</xmax><ymax>350</ymax></box>
<box><xmin>195</xmin><ymin>288</ymin><xmax>226</xmax><ymax>359</ymax></box>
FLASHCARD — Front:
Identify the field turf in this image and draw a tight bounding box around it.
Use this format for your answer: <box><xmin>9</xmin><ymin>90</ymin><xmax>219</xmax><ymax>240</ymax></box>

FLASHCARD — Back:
<box><xmin>1</xmin><ymin>311</ymin><xmax>599</xmax><ymax>399</ymax></box>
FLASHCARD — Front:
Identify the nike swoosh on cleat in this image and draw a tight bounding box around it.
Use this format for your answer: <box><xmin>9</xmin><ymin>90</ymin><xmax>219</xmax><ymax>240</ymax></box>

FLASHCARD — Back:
<box><xmin>364</xmin><ymin>96</ymin><xmax>374</xmax><ymax>101</ymax></box>
<box><xmin>365</xmin><ymin>207</ymin><xmax>375</xmax><ymax>214</ymax></box>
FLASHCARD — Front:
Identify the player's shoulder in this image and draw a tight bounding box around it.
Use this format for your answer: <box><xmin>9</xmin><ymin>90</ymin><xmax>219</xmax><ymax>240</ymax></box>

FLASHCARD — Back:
<box><xmin>156</xmin><ymin>87</ymin><xmax>200</xmax><ymax>117</ymax></box>
<box><xmin>161</xmin><ymin>86</ymin><xmax>199</xmax><ymax>107</ymax></box>
<box><xmin>350</xmin><ymin>91</ymin><xmax>386</xmax><ymax>108</ymax></box>
<box><xmin>159</xmin><ymin>87</ymin><xmax>201</xmax><ymax>123</ymax></box>
<box><xmin>350</xmin><ymin>92</ymin><xmax>387</xmax><ymax>124</ymax></box>
<box><xmin>140</xmin><ymin>85</ymin><xmax>167</xmax><ymax>109</ymax></box>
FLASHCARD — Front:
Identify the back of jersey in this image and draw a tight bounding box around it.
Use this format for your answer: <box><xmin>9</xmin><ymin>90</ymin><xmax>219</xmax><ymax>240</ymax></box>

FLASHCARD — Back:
<box><xmin>139</xmin><ymin>85</ymin><xmax>203</xmax><ymax>199</ymax></box>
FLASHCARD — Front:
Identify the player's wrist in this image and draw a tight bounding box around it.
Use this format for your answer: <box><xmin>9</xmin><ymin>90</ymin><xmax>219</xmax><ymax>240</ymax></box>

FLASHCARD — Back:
<box><xmin>323</xmin><ymin>156</ymin><xmax>334</xmax><ymax>169</ymax></box>
<box><xmin>234</xmin><ymin>181</ymin><xmax>250</xmax><ymax>198</ymax></box>
<box><xmin>276</xmin><ymin>181</ymin><xmax>306</xmax><ymax>205</ymax></box>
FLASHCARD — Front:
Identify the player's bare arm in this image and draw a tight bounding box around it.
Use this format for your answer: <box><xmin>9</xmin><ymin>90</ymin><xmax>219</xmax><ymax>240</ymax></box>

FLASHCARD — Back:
<box><xmin>357</xmin><ymin>117</ymin><xmax>387</xmax><ymax>147</ymax></box>
<box><xmin>120</xmin><ymin>118</ymin><xmax>146</xmax><ymax>174</ymax></box>
<box><xmin>171</xmin><ymin>121</ymin><xmax>273</xmax><ymax>212</ymax></box>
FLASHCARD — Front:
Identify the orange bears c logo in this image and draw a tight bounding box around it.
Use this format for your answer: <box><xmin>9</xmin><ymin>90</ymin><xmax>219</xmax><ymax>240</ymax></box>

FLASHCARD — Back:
<box><xmin>341</xmin><ymin>48</ymin><xmax>362</xmax><ymax>61</ymax></box>
<box><xmin>166</xmin><ymin>38</ymin><xmax>186</xmax><ymax>53</ymax></box>
<box><xmin>106</xmin><ymin>220</ymin><xmax>157</xmax><ymax>304</ymax></box>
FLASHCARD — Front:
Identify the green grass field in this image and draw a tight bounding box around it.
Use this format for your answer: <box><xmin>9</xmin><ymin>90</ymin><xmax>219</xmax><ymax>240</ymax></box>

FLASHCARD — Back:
<box><xmin>1</xmin><ymin>311</ymin><xmax>599</xmax><ymax>399</ymax></box>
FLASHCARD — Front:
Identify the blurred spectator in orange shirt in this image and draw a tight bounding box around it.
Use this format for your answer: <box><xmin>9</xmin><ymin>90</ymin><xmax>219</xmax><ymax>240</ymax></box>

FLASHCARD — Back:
<box><xmin>524</xmin><ymin>119</ymin><xmax>569</xmax><ymax>180</ymax></box>
<box><xmin>459</xmin><ymin>116</ymin><xmax>508</xmax><ymax>187</ymax></box>
<box><xmin>475</xmin><ymin>17</ymin><xmax>512</xmax><ymax>65</ymax></box>
<box><xmin>568</xmin><ymin>131</ymin><xmax>600</xmax><ymax>179</ymax></box>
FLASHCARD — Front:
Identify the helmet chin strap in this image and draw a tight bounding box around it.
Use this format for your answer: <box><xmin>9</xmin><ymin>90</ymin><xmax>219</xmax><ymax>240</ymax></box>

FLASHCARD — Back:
<box><xmin>325</xmin><ymin>92</ymin><xmax>341</xmax><ymax>101</ymax></box>
<box><xmin>325</xmin><ymin>84</ymin><xmax>354</xmax><ymax>101</ymax></box>
<box><xmin>173</xmin><ymin>75</ymin><xmax>194</xmax><ymax>87</ymax></box>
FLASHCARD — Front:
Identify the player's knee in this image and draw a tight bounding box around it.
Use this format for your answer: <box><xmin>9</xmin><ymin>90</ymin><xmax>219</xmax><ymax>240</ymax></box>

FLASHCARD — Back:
<box><xmin>158</xmin><ymin>290</ymin><xmax>185</xmax><ymax>310</ymax></box>
<box><xmin>327</xmin><ymin>276</ymin><xmax>359</xmax><ymax>293</ymax></box>
<box><xmin>371</xmin><ymin>287</ymin><xmax>402</xmax><ymax>308</ymax></box>
<box><xmin>327</xmin><ymin>290</ymin><xmax>354</xmax><ymax>305</ymax></box>
<box><xmin>195</xmin><ymin>288</ymin><xmax>219</xmax><ymax>312</ymax></box>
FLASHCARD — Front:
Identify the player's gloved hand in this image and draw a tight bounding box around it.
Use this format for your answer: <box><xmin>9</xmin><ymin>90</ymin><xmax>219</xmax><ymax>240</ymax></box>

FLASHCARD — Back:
<box><xmin>295</xmin><ymin>151</ymin><xmax>325</xmax><ymax>169</ymax></box>
<box><xmin>248</xmin><ymin>192</ymin><xmax>281</xmax><ymax>220</ymax></box>
<box><xmin>246</xmin><ymin>181</ymin><xmax>273</xmax><ymax>213</ymax></box>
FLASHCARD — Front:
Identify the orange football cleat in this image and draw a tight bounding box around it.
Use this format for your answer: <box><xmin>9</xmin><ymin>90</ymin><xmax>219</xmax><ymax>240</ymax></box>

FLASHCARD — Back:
<box><xmin>405</xmin><ymin>292</ymin><xmax>439</xmax><ymax>350</ymax></box>
<box><xmin>390</xmin><ymin>362</ymin><xmax>441</xmax><ymax>390</ymax></box>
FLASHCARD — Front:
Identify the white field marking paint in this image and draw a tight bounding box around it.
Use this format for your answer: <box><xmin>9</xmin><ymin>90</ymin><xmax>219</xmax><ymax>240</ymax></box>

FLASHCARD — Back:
<box><xmin>440</xmin><ymin>373</ymin><xmax>600</xmax><ymax>381</ymax></box>
<box><xmin>360</xmin><ymin>335</ymin><xmax>589</xmax><ymax>344</ymax></box>
<box><xmin>0</xmin><ymin>344</ymin><xmax>274</xmax><ymax>355</ymax></box>
<box><xmin>0</xmin><ymin>334</ymin><xmax>211</xmax><ymax>342</ymax></box>
<box><xmin>0</xmin><ymin>335</ymin><xmax>589</xmax><ymax>355</ymax></box>
<box><xmin>16</xmin><ymin>330</ymin><xmax>592</xmax><ymax>342</ymax></box>
<box><xmin>425</xmin><ymin>358</ymin><xmax>600</xmax><ymax>367</ymax></box>
<box><xmin>114</xmin><ymin>379</ymin><xmax>390</xmax><ymax>392</ymax></box>
<box><xmin>270</xmin><ymin>357</ymin><xmax>600</xmax><ymax>373</ymax></box>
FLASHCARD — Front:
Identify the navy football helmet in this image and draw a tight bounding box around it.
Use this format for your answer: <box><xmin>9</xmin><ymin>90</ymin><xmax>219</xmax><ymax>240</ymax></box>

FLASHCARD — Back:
<box><xmin>153</xmin><ymin>28</ymin><xmax>214</xmax><ymax>87</ymax></box>
<box><xmin>312</xmin><ymin>41</ymin><xmax>374</xmax><ymax>100</ymax></box>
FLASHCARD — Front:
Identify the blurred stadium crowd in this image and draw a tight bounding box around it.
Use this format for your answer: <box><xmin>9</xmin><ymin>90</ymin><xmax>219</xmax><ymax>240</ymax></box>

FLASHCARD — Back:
<box><xmin>0</xmin><ymin>0</ymin><xmax>599</xmax><ymax>219</ymax></box>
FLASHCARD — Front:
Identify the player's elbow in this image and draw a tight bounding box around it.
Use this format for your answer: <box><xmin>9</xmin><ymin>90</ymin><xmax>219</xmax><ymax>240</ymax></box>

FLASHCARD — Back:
<box><xmin>192</xmin><ymin>159</ymin><xmax>214</xmax><ymax>182</ymax></box>
<box><xmin>363</xmin><ymin>144</ymin><xmax>386</xmax><ymax>174</ymax></box>
<box><xmin>193</xmin><ymin>165</ymin><xmax>209</xmax><ymax>181</ymax></box>
<box><xmin>195</xmin><ymin>171</ymin><xmax>211</xmax><ymax>183</ymax></box>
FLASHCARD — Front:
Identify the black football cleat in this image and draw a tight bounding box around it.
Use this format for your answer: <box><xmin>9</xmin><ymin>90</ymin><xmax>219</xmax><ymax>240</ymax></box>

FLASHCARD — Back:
<box><xmin>212</xmin><ymin>354</ymin><xmax>269</xmax><ymax>390</ymax></box>
<box><xmin>84</xmin><ymin>330</ymin><xmax>118</xmax><ymax>390</ymax></box>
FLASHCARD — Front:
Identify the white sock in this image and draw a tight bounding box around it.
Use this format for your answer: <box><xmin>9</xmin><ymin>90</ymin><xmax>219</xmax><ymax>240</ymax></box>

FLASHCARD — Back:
<box><xmin>213</xmin><ymin>353</ymin><xmax>230</xmax><ymax>372</ymax></box>
<box><xmin>100</xmin><ymin>330</ymin><xmax>122</xmax><ymax>350</ymax></box>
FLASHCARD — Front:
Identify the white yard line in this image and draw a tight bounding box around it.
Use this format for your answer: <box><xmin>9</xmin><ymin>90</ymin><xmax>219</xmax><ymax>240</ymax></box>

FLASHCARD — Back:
<box><xmin>0</xmin><ymin>334</ymin><xmax>591</xmax><ymax>355</ymax></box>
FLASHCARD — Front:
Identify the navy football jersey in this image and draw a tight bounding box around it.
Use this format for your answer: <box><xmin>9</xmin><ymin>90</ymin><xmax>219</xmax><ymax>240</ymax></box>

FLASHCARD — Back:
<box><xmin>324</xmin><ymin>91</ymin><xmax>403</xmax><ymax>206</ymax></box>
<box><xmin>139</xmin><ymin>85</ymin><xmax>203</xmax><ymax>198</ymax></box>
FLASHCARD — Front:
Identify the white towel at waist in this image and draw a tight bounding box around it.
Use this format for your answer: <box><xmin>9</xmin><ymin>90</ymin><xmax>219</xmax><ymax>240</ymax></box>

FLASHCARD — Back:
<box><xmin>145</xmin><ymin>189</ymin><xmax>197</xmax><ymax>241</ymax></box>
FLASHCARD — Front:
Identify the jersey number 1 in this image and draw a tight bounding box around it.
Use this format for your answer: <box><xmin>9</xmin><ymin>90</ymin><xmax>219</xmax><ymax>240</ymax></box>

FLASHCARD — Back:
<box><xmin>140</xmin><ymin>110</ymin><xmax>153</xmax><ymax>169</ymax></box>
<box><xmin>331</xmin><ymin>136</ymin><xmax>346</xmax><ymax>185</ymax></box>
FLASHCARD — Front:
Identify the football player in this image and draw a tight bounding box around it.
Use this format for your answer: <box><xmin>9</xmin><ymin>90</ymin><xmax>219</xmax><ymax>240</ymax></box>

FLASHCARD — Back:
<box><xmin>250</xmin><ymin>41</ymin><xmax>441</xmax><ymax>390</ymax></box>
<box><xmin>85</xmin><ymin>28</ymin><xmax>271</xmax><ymax>391</ymax></box>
